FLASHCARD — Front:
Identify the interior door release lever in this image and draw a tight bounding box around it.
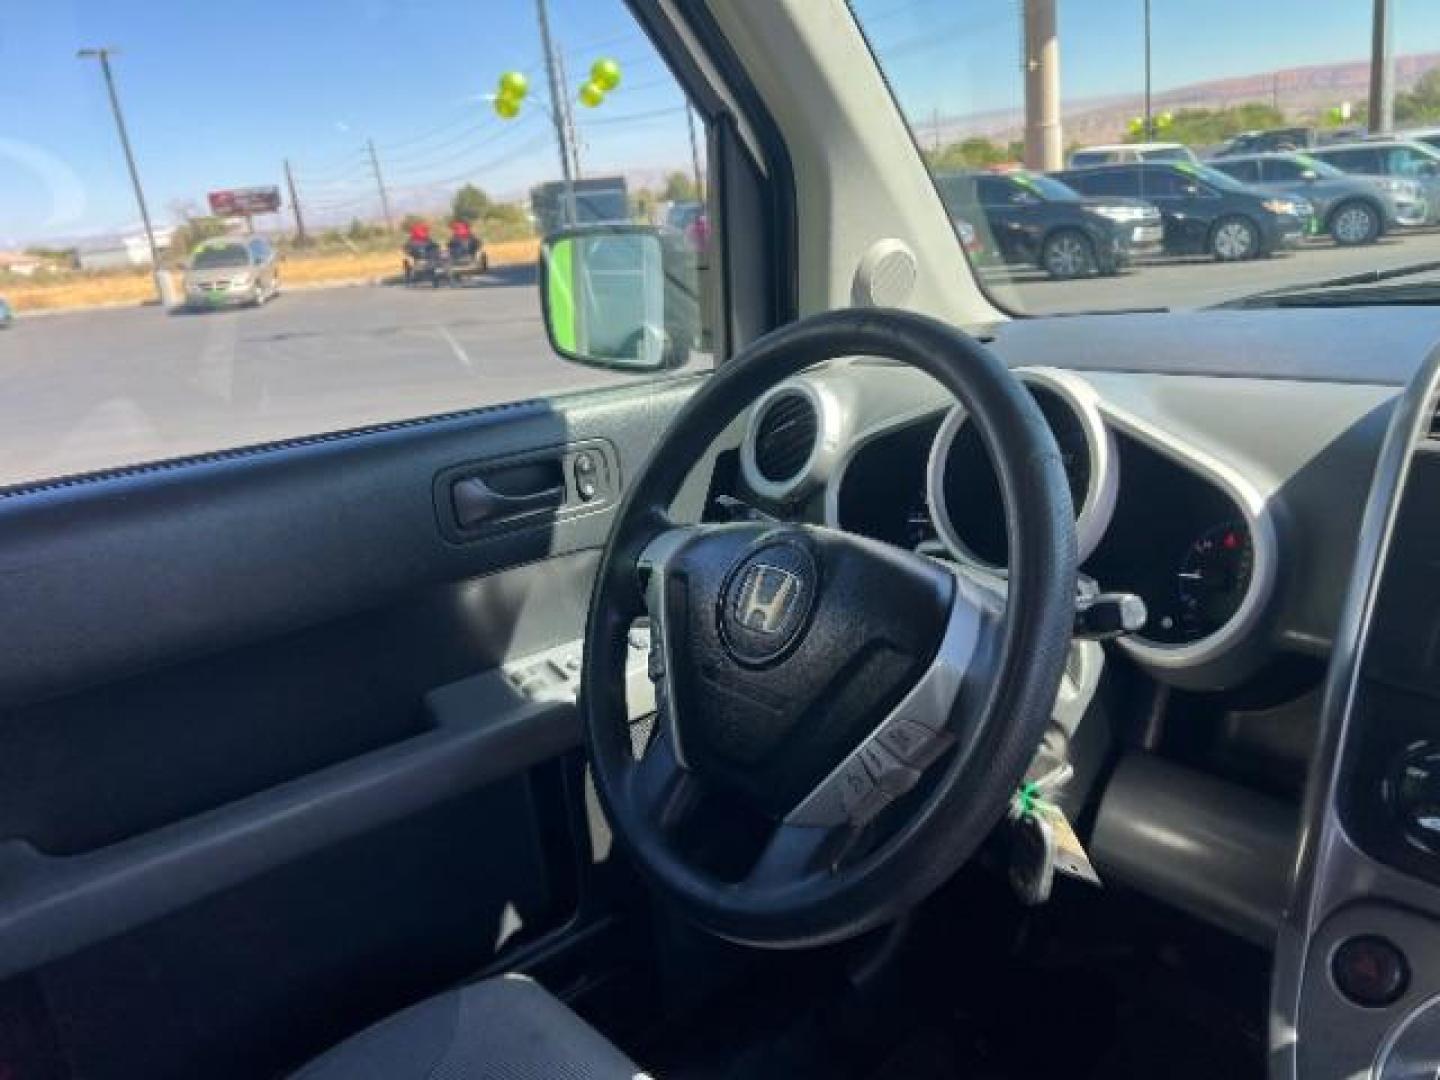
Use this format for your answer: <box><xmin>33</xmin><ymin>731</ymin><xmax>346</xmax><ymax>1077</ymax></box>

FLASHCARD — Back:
<box><xmin>452</xmin><ymin>475</ymin><xmax>565</xmax><ymax>529</ymax></box>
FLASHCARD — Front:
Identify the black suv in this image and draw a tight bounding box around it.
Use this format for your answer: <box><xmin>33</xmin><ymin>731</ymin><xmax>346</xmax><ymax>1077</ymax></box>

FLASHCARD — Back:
<box><xmin>935</xmin><ymin>171</ymin><xmax>1162</xmax><ymax>279</ymax></box>
<box><xmin>1053</xmin><ymin>162</ymin><xmax>1309</xmax><ymax>261</ymax></box>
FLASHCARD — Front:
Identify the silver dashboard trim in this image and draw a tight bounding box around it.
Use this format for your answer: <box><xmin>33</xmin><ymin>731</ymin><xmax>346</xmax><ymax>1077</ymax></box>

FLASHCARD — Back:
<box><xmin>739</xmin><ymin>380</ymin><xmax>845</xmax><ymax>503</ymax></box>
<box><xmin>1094</xmin><ymin>398</ymin><xmax>1280</xmax><ymax>670</ymax></box>
<box><xmin>923</xmin><ymin>366</ymin><xmax>1119</xmax><ymax>568</ymax></box>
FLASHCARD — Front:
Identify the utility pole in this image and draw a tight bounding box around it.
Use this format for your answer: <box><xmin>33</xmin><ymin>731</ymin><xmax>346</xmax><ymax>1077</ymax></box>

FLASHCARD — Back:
<box><xmin>283</xmin><ymin>159</ymin><xmax>308</xmax><ymax>246</ymax></box>
<box><xmin>1143</xmin><ymin>0</ymin><xmax>1153</xmax><ymax>140</ymax></box>
<box><xmin>365</xmin><ymin>138</ymin><xmax>394</xmax><ymax>231</ymax></box>
<box><xmin>1022</xmin><ymin>0</ymin><xmax>1062</xmax><ymax>170</ymax></box>
<box><xmin>1369</xmin><ymin>0</ymin><xmax>1394</xmax><ymax>135</ymax></box>
<box><xmin>535</xmin><ymin>0</ymin><xmax>579</xmax><ymax>224</ymax></box>
<box><xmin>77</xmin><ymin>47</ymin><xmax>171</xmax><ymax>305</ymax></box>
<box><xmin>685</xmin><ymin>104</ymin><xmax>705</xmax><ymax>202</ymax></box>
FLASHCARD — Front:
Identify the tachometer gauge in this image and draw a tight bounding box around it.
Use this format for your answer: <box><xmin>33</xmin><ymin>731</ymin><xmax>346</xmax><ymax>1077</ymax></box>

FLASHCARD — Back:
<box><xmin>1176</xmin><ymin>522</ymin><xmax>1253</xmax><ymax>638</ymax></box>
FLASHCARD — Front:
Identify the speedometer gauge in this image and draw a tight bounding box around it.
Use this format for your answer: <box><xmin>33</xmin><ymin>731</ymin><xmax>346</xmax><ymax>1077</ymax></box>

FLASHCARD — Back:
<box><xmin>1176</xmin><ymin>522</ymin><xmax>1254</xmax><ymax>639</ymax></box>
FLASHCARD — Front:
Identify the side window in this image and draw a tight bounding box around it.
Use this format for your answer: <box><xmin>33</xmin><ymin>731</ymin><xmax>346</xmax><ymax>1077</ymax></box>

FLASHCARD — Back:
<box><xmin>975</xmin><ymin>176</ymin><xmax>1016</xmax><ymax>206</ymax></box>
<box><xmin>1135</xmin><ymin>168</ymin><xmax>1185</xmax><ymax>197</ymax></box>
<box><xmin>1070</xmin><ymin>169</ymin><xmax>1133</xmax><ymax>197</ymax></box>
<box><xmin>2</xmin><ymin>1</ymin><xmax>713</xmax><ymax>487</ymax></box>
<box><xmin>1263</xmin><ymin>159</ymin><xmax>1304</xmax><ymax>182</ymax></box>
<box><xmin>1388</xmin><ymin>146</ymin><xmax>1438</xmax><ymax>176</ymax></box>
<box><xmin>1220</xmin><ymin>160</ymin><xmax>1261</xmax><ymax>183</ymax></box>
<box><xmin>934</xmin><ymin>175</ymin><xmax>976</xmax><ymax>216</ymax></box>
<box><xmin>1321</xmin><ymin>148</ymin><xmax>1378</xmax><ymax>173</ymax></box>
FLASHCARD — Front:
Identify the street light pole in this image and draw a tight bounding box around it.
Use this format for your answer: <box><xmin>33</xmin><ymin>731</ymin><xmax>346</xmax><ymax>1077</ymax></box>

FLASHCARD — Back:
<box><xmin>1369</xmin><ymin>0</ymin><xmax>1395</xmax><ymax>135</ymax></box>
<box><xmin>77</xmin><ymin>46</ymin><xmax>170</xmax><ymax>305</ymax></box>
<box><xmin>1143</xmin><ymin>0</ymin><xmax>1153</xmax><ymax>140</ymax></box>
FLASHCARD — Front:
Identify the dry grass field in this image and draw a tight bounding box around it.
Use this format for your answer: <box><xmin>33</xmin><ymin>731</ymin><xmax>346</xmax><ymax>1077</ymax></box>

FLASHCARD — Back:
<box><xmin>5</xmin><ymin>238</ymin><xmax>541</xmax><ymax>313</ymax></box>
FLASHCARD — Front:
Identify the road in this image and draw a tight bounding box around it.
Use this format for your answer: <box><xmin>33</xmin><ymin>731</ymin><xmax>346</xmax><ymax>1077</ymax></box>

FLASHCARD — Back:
<box><xmin>990</xmin><ymin>228</ymin><xmax>1440</xmax><ymax>313</ymax></box>
<box><xmin>0</xmin><ymin>265</ymin><xmax>632</xmax><ymax>487</ymax></box>
<box><xmin>4</xmin><ymin>232</ymin><xmax>1440</xmax><ymax>487</ymax></box>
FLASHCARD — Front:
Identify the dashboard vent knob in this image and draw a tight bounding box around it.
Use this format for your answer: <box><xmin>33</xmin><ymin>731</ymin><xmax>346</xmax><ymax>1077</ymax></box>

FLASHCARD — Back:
<box><xmin>753</xmin><ymin>392</ymin><xmax>819</xmax><ymax>484</ymax></box>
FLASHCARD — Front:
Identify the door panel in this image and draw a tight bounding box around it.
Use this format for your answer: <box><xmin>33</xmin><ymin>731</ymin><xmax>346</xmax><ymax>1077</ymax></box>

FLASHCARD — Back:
<box><xmin>0</xmin><ymin>374</ymin><xmax>708</xmax><ymax>1077</ymax></box>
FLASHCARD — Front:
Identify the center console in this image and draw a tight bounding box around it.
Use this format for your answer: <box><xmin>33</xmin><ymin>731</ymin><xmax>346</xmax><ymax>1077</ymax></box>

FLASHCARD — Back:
<box><xmin>1274</xmin><ymin>348</ymin><xmax>1440</xmax><ymax>1079</ymax></box>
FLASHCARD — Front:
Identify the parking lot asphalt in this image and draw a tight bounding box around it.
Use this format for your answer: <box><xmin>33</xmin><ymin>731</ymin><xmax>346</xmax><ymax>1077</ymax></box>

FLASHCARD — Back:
<box><xmin>990</xmin><ymin>228</ymin><xmax>1440</xmax><ymax>313</ymax></box>
<box><xmin>3</xmin><ymin>232</ymin><xmax>1440</xmax><ymax>488</ymax></box>
<box><xmin>0</xmin><ymin>265</ymin><xmax>632</xmax><ymax>487</ymax></box>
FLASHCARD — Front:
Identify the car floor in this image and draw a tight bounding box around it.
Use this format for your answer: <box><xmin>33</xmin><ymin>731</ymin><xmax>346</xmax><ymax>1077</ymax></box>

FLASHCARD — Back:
<box><xmin>639</xmin><ymin>866</ymin><xmax>1269</xmax><ymax>1080</ymax></box>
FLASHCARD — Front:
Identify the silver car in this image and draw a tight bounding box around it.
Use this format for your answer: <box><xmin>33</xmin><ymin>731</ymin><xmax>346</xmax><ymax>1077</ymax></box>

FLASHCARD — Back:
<box><xmin>1208</xmin><ymin>152</ymin><xmax>1407</xmax><ymax>243</ymax></box>
<box><xmin>183</xmin><ymin>237</ymin><xmax>281</xmax><ymax>308</ymax></box>
<box><xmin>1305</xmin><ymin>139</ymin><xmax>1440</xmax><ymax>225</ymax></box>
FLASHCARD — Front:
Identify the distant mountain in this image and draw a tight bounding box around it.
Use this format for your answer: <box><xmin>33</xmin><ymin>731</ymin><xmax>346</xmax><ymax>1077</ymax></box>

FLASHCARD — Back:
<box><xmin>916</xmin><ymin>51</ymin><xmax>1440</xmax><ymax>148</ymax></box>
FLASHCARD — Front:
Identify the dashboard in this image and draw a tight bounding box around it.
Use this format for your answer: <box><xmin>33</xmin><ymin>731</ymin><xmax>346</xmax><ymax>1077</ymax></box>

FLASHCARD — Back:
<box><xmin>731</xmin><ymin>342</ymin><xmax>1399</xmax><ymax>690</ymax></box>
<box><xmin>715</xmin><ymin>304</ymin><xmax>1440</xmax><ymax>1079</ymax></box>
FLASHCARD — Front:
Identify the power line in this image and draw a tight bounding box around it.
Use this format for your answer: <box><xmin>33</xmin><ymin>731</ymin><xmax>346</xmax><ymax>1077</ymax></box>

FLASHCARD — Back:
<box><xmin>579</xmin><ymin>105</ymin><xmax>687</xmax><ymax>127</ymax></box>
<box><xmin>382</xmin><ymin>113</ymin><xmax>543</xmax><ymax>181</ymax></box>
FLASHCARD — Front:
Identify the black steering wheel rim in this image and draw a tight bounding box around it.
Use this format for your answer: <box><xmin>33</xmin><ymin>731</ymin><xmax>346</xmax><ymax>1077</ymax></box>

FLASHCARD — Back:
<box><xmin>580</xmin><ymin>308</ymin><xmax>1077</xmax><ymax>948</ymax></box>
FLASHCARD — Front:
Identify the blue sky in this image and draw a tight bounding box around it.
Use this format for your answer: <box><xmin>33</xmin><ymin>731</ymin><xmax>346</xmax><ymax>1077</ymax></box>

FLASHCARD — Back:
<box><xmin>854</xmin><ymin>0</ymin><xmax>1440</xmax><ymax>124</ymax></box>
<box><xmin>0</xmin><ymin>0</ymin><xmax>691</xmax><ymax>245</ymax></box>
<box><xmin>4</xmin><ymin>0</ymin><xmax>1439</xmax><ymax>246</ymax></box>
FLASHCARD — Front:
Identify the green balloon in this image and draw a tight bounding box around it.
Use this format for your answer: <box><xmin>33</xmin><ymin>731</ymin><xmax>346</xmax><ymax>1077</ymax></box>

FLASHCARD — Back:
<box><xmin>578</xmin><ymin>80</ymin><xmax>606</xmax><ymax>108</ymax></box>
<box><xmin>590</xmin><ymin>58</ymin><xmax>621</xmax><ymax>92</ymax></box>
<box><xmin>499</xmin><ymin>71</ymin><xmax>528</xmax><ymax>99</ymax></box>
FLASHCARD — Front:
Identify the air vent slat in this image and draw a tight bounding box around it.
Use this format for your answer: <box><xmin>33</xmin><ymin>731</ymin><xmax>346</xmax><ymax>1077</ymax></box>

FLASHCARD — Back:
<box><xmin>754</xmin><ymin>392</ymin><xmax>819</xmax><ymax>484</ymax></box>
<box><xmin>1429</xmin><ymin>401</ymin><xmax>1440</xmax><ymax>441</ymax></box>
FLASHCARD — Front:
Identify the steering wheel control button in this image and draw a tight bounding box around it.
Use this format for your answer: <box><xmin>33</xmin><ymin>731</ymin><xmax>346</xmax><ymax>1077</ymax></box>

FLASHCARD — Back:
<box><xmin>718</xmin><ymin>540</ymin><xmax>819</xmax><ymax>667</ymax></box>
<box><xmin>876</xmin><ymin>719</ymin><xmax>948</xmax><ymax>769</ymax></box>
<box><xmin>1332</xmin><ymin>935</ymin><xmax>1410</xmax><ymax>1008</ymax></box>
<box><xmin>1074</xmin><ymin>591</ymin><xmax>1147</xmax><ymax>641</ymax></box>
<box><xmin>837</xmin><ymin>758</ymin><xmax>882</xmax><ymax>821</ymax></box>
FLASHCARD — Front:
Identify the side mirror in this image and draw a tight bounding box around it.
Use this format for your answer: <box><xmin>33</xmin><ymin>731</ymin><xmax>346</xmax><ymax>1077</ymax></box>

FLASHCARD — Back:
<box><xmin>540</xmin><ymin>225</ymin><xmax>698</xmax><ymax>372</ymax></box>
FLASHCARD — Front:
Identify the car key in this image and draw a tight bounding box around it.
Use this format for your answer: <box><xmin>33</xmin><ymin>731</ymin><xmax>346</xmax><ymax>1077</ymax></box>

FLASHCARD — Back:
<box><xmin>1009</xmin><ymin>810</ymin><xmax>1057</xmax><ymax>906</ymax></box>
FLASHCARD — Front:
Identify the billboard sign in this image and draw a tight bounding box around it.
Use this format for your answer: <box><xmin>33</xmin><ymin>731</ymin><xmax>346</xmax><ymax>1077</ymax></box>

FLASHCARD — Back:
<box><xmin>207</xmin><ymin>187</ymin><xmax>282</xmax><ymax>217</ymax></box>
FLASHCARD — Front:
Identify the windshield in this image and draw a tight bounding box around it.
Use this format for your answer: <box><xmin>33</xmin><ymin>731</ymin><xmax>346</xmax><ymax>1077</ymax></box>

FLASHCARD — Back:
<box><xmin>1017</xmin><ymin>173</ymin><xmax>1081</xmax><ymax>201</ymax></box>
<box><xmin>190</xmin><ymin>245</ymin><xmax>251</xmax><ymax>270</ymax></box>
<box><xmin>1292</xmin><ymin>154</ymin><xmax>1347</xmax><ymax>178</ymax></box>
<box><xmin>850</xmin><ymin>0</ymin><xmax>1440</xmax><ymax>315</ymax></box>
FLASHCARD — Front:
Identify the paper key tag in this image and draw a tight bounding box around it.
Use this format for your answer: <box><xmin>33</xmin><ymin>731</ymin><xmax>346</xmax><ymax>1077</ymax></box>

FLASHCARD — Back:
<box><xmin>1038</xmin><ymin>803</ymin><xmax>1102</xmax><ymax>887</ymax></box>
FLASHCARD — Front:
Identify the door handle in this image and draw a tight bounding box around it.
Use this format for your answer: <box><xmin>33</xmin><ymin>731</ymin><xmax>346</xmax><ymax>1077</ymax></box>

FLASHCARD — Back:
<box><xmin>452</xmin><ymin>476</ymin><xmax>565</xmax><ymax>528</ymax></box>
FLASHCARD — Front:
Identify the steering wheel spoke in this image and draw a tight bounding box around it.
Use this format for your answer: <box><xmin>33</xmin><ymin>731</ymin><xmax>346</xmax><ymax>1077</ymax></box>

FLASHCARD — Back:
<box><xmin>745</xmin><ymin>820</ymin><xmax>850</xmax><ymax>889</ymax></box>
<box><xmin>627</xmin><ymin>728</ymin><xmax>702</xmax><ymax>834</ymax></box>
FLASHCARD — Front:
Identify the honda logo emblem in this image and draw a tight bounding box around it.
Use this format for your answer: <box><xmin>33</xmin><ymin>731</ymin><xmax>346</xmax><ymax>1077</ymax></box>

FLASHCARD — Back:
<box><xmin>734</xmin><ymin>564</ymin><xmax>803</xmax><ymax>634</ymax></box>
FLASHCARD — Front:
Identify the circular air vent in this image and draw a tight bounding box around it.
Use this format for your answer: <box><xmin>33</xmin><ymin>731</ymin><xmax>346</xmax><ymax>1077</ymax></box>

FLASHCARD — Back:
<box><xmin>741</xmin><ymin>383</ymin><xmax>838</xmax><ymax>502</ymax></box>
<box><xmin>753</xmin><ymin>391</ymin><xmax>819</xmax><ymax>483</ymax></box>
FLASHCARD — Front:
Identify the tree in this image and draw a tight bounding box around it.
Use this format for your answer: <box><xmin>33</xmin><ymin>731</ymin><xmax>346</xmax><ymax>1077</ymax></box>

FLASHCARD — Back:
<box><xmin>1397</xmin><ymin>68</ymin><xmax>1440</xmax><ymax>124</ymax></box>
<box><xmin>1123</xmin><ymin>103</ymin><xmax>1283</xmax><ymax>147</ymax></box>
<box><xmin>451</xmin><ymin>184</ymin><xmax>492</xmax><ymax>223</ymax></box>
<box><xmin>662</xmin><ymin>171</ymin><xmax>698</xmax><ymax>202</ymax></box>
<box><xmin>924</xmin><ymin>136</ymin><xmax>1010</xmax><ymax>171</ymax></box>
<box><xmin>170</xmin><ymin>214</ymin><xmax>228</xmax><ymax>257</ymax></box>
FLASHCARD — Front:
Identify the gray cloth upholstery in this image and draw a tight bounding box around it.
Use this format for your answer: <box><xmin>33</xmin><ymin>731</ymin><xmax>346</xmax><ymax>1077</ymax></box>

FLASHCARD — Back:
<box><xmin>291</xmin><ymin>975</ymin><xmax>648</xmax><ymax>1080</ymax></box>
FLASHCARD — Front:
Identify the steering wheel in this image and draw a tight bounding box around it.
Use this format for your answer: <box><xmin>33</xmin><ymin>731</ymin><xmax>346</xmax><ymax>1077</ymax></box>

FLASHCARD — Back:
<box><xmin>581</xmin><ymin>308</ymin><xmax>1077</xmax><ymax>948</ymax></box>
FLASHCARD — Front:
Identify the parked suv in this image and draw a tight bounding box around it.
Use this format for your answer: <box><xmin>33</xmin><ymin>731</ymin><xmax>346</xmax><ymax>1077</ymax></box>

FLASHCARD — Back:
<box><xmin>1053</xmin><ymin>161</ymin><xmax>1309</xmax><ymax>260</ymax></box>
<box><xmin>935</xmin><ymin>171</ymin><xmax>1162</xmax><ymax>279</ymax></box>
<box><xmin>1068</xmin><ymin>142</ymin><xmax>1197</xmax><ymax>167</ymax></box>
<box><xmin>1208</xmin><ymin>152</ymin><xmax>1409</xmax><ymax>242</ymax></box>
<box><xmin>1305</xmin><ymin>139</ymin><xmax>1440</xmax><ymax>224</ymax></box>
<box><xmin>182</xmin><ymin>237</ymin><xmax>281</xmax><ymax>309</ymax></box>
<box><xmin>1213</xmin><ymin>127</ymin><xmax>1318</xmax><ymax>156</ymax></box>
